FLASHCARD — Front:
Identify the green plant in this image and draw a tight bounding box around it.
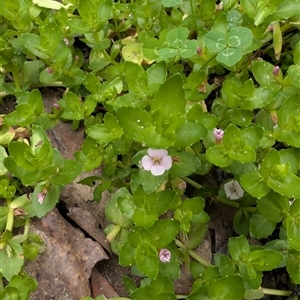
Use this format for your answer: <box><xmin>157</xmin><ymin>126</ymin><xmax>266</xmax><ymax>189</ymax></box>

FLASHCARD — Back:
<box><xmin>0</xmin><ymin>0</ymin><xmax>300</xmax><ymax>299</ymax></box>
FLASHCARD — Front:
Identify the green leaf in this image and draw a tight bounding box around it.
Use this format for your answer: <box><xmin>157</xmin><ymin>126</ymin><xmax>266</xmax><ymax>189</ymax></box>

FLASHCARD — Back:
<box><xmin>238</xmin><ymin>261</ymin><xmax>262</xmax><ymax>287</ymax></box>
<box><xmin>135</xmin><ymin>242</ymin><xmax>159</xmax><ymax>279</ymax></box>
<box><xmin>105</xmin><ymin>187</ymin><xmax>133</xmax><ymax>228</ymax></box>
<box><xmin>0</xmin><ymin>146</ymin><xmax>8</xmax><ymax>175</ymax></box>
<box><xmin>254</xmin><ymin>2</ymin><xmax>277</xmax><ymax>26</ymax></box>
<box><xmin>49</xmin><ymin>159</ymin><xmax>81</xmax><ymax>185</ymax></box>
<box><xmin>266</xmin><ymin>172</ymin><xmax>300</xmax><ymax>199</ymax></box>
<box><xmin>227</xmin><ymin>109</ymin><xmax>253</xmax><ymax>126</ymax></box>
<box><xmin>284</xmin><ymin>215</ymin><xmax>300</xmax><ymax>251</ymax></box>
<box><xmin>166</xmin><ymin>27</ymin><xmax>189</xmax><ymax>48</ymax></box>
<box><xmin>9</xmin><ymin>274</ymin><xmax>36</xmax><ymax>300</ymax></box>
<box><xmin>204</xmin><ymin>30</ymin><xmax>227</xmax><ymax>52</ymax></box>
<box><xmin>276</xmin><ymin>94</ymin><xmax>300</xmax><ymax>147</ymax></box>
<box><xmin>159</xmin><ymin>249</ymin><xmax>181</xmax><ymax>280</ymax></box>
<box><xmin>217</xmin><ymin>48</ymin><xmax>242</xmax><ymax>67</ymax></box>
<box><xmin>174</xmin><ymin>120</ymin><xmax>207</xmax><ymax>149</ymax></box>
<box><xmin>228</xmin><ymin>140</ymin><xmax>256</xmax><ymax>163</ymax></box>
<box><xmin>117</xmin><ymin>107</ymin><xmax>172</xmax><ymax>148</ymax></box>
<box><xmin>218</xmin><ymin>255</ymin><xmax>236</xmax><ymax>276</ymax></box>
<box><xmin>279</xmin><ymin>148</ymin><xmax>300</xmax><ymax>174</ymax></box>
<box><xmin>21</xmin><ymin>33</ymin><xmax>49</xmax><ymax>59</ymax></box>
<box><xmin>241</xmin><ymin>170</ymin><xmax>270</xmax><ymax>199</ymax></box>
<box><xmin>162</xmin><ymin>0</ymin><xmax>182</xmax><ymax>7</ymax></box>
<box><xmin>249</xmin><ymin>250</ymin><xmax>283</xmax><ymax>271</ymax></box>
<box><xmin>249</xmin><ymin>212</ymin><xmax>276</xmax><ymax>239</ymax></box>
<box><xmin>32</xmin><ymin>184</ymin><xmax>60</xmax><ymax>218</ymax></box>
<box><xmin>228</xmin><ymin>235</ymin><xmax>250</xmax><ymax>261</ymax></box>
<box><xmin>7</xmin><ymin>141</ymin><xmax>37</xmax><ymax>171</ymax></box>
<box><xmin>208</xmin><ymin>275</ymin><xmax>245</xmax><ymax>300</ymax></box>
<box><xmin>233</xmin><ymin>209</ymin><xmax>250</xmax><ymax>236</ymax></box>
<box><xmin>140</xmin><ymin>170</ymin><xmax>168</xmax><ymax>195</ymax></box>
<box><xmin>122</xmin><ymin>275</ymin><xmax>137</xmax><ymax>296</ymax></box>
<box><xmin>147</xmin><ymin>61</ymin><xmax>167</xmax><ymax>93</ymax></box>
<box><xmin>228</xmin><ymin>26</ymin><xmax>253</xmax><ymax>48</ymax></box>
<box><xmin>179</xmin><ymin>39</ymin><xmax>198</xmax><ymax>58</ymax></box>
<box><xmin>257</xmin><ymin>191</ymin><xmax>290</xmax><ymax>223</ymax></box>
<box><xmin>132</xmin><ymin>286</ymin><xmax>153</xmax><ymax>300</ymax></box>
<box><xmin>149</xmin><ymin>219</ymin><xmax>179</xmax><ymax>248</ymax></box>
<box><xmin>169</xmin><ymin>151</ymin><xmax>201</xmax><ymax>177</ymax></box>
<box><xmin>124</xmin><ymin>61</ymin><xmax>148</xmax><ymax>94</ymax></box>
<box><xmin>286</xmin><ymin>251</ymin><xmax>300</xmax><ymax>284</ymax></box>
<box><xmin>243</xmin><ymin>288</ymin><xmax>265</xmax><ymax>300</ymax></box>
<box><xmin>206</xmin><ymin>144</ymin><xmax>232</xmax><ymax>167</ymax></box>
<box><xmin>239</xmin><ymin>0</ymin><xmax>258</xmax><ymax>18</ymax></box>
<box><xmin>119</xmin><ymin>241</ymin><xmax>135</xmax><ymax>266</ymax></box>
<box><xmin>187</xmin><ymin>222</ymin><xmax>208</xmax><ymax>249</ymax></box>
<box><xmin>86</xmin><ymin>122</ymin><xmax>123</xmax><ymax>145</ymax></box>
<box><xmin>252</xmin><ymin>60</ymin><xmax>278</xmax><ymax>87</ymax></box>
<box><xmin>272</xmin><ymin>1</ymin><xmax>300</xmax><ymax>19</ymax></box>
<box><xmin>40</xmin><ymin>20</ymin><xmax>61</xmax><ymax>54</ymax></box>
<box><xmin>154</xmin><ymin>190</ymin><xmax>177</xmax><ymax>215</ymax></box>
<box><xmin>151</xmin><ymin>74</ymin><xmax>185</xmax><ymax>122</ymax></box>
<box><xmin>0</xmin><ymin>238</ymin><xmax>24</xmax><ymax>280</ymax></box>
<box><xmin>22</xmin><ymin>60</ymin><xmax>45</xmax><ymax>84</ymax></box>
<box><xmin>241</xmin><ymin>126</ymin><xmax>264</xmax><ymax>148</ymax></box>
<box><xmin>260</xmin><ymin>148</ymin><xmax>280</xmax><ymax>179</ymax></box>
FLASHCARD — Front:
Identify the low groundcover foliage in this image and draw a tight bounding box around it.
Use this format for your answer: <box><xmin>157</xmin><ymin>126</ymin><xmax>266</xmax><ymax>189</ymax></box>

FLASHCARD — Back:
<box><xmin>0</xmin><ymin>0</ymin><xmax>300</xmax><ymax>299</ymax></box>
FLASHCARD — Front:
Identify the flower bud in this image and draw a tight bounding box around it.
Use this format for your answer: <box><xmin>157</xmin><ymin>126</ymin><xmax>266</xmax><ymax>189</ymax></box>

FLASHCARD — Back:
<box><xmin>159</xmin><ymin>249</ymin><xmax>171</xmax><ymax>263</ymax></box>
<box><xmin>213</xmin><ymin>128</ymin><xmax>224</xmax><ymax>144</ymax></box>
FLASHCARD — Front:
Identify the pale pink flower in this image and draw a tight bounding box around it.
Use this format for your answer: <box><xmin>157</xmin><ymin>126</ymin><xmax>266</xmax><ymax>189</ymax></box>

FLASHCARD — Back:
<box><xmin>224</xmin><ymin>180</ymin><xmax>244</xmax><ymax>200</ymax></box>
<box><xmin>213</xmin><ymin>128</ymin><xmax>224</xmax><ymax>144</ymax></box>
<box><xmin>46</xmin><ymin>67</ymin><xmax>53</xmax><ymax>73</ymax></box>
<box><xmin>159</xmin><ymin>249</ymin><xmax>171</xmax><ymax>263</ymax></box>
<box><xmin>37</xmin><ymin>188</ymin><xmax>48</xmax><ymax>204</ymax></box>
<box><xmin>37</xmin><ymin>192</ymin><xmax>45</xmax><ymax>204</ymax></box>
<box><xmin>141</xmin><ymin>149</ymin><xmax>172</xmax><ymax>176</ymax></box>
<box><xmin>272</xmin><ymin>66</ymin><xmax>280</xmax><ymax>77</ymax></box>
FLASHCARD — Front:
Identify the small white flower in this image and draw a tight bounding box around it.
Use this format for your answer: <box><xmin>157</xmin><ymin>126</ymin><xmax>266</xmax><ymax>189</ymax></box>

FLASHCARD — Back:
<box><xmin>141</xmin><ymin>149</ymin><xmax>172</xmax><ymax>176</ymax></box>
<box><xmin>224</xmin><ymin>180</ymin><xmax>244</xmax><ymax>200</ymax></box>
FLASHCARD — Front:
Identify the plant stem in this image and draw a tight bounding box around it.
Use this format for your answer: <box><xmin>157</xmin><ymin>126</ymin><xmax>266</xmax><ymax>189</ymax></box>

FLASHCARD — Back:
<box><xmin>189</xmin><ymin>0</ymin><xmax>198</xmax><ymax>33</ymax></box>
<box><xmin>6</xmin><ymin>199</ymin><xmax>14</xmax><ymax>232</ymax></box>
<box><xmin>175</xmin><ymin>239</ymin><xmax>211</xmax><ymax>268</ymax></box>
<box><xmin>176</xmin><ymin>295</ymin><xmax>188</xmax><ymax>299</ymax></box>
<box><xmin>262</xmin><ymin>288</ymin><xmax>293</xmax><ymax>297</ymax></box>
<box><xmin>32</xmin><ymin>81</ymin><xmax>65</xmax><ymax>88</ymax></box>
<box><xmin>106</xmin><ymin>224</ymin><xmax>122</xmax><ymax>242</ymax></box>
<box><xmin>182</xmin><ymin>177</ymin><xmax>257</xmax><ymax>212</ymax></box>
<box><xmin>12</xmin><ymin>70</ymin><xmax>20</xmax><ymax>90</ymax></box>
<box><xmin>215</xmin><ymin>196</ymin><xmax>257</xmax><ymax>213</ymax></box>
<box><xmin>0</xmin><ymin>274</ymin><xmax>3</xmax><ymax>290</ymax></box>
<box><xmin>102</xmin><ymin>49</ymin><xmax>118</xmax><ymax>66</ymax></box>
<box><xmin>23</xmin><ymin>218</ymin><xmax>30</xmax><ymax>236</ymax></box>
<box><xmin>181</xmin><ymin>177</ymin><xmax>202</xmax><ymax>189</ymax></box>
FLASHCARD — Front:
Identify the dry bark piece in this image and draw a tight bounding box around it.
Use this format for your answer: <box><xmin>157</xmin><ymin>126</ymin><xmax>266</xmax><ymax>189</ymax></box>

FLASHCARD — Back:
<box><xmin>67</xmin><ymin>206</ymin><xmax>111</xmax><ymax>253</ymax></box>
<box><xmin>27</xmin><ymin>208</ymin><xmax>108</xmax><ymax>300</ymax></box>
<box><xmin>91</xmin><ymin>267</ymin><xmax>119</xmax><ymax>298</ymax></box>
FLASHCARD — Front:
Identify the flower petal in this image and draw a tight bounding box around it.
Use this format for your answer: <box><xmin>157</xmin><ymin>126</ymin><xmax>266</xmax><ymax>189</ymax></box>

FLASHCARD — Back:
<box><xmin>161</xmin><ymin>155</ymin><xmax>172</xmax><ymax>170</ymax></box>
<box><xmin>141</xmin><ymin>156</ymin><xmax>154</xmax><ymax>170</ymax></box>
<box><xmin>233</xmin><ymin>181</ymin><xmax>244</xmax><ymax>198</ymax></box>
<box><xmin>151</xmin><ymin>165</ymin><xmax>165</xmax><ymax>176</ymax></box>
<box><xmin>224</xmin><ymin>180</ymin><xmax>244</xmax><ymax>200</ymax></box>
<box><xmin>148</xmin><ymin>148</ymin><xmax>168</xmax><ymax>158</ymax></box>
<box><xmin>159</xmin><ymin>249</ymin><xmax>171</xmax><ymax>263</ymax></box>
